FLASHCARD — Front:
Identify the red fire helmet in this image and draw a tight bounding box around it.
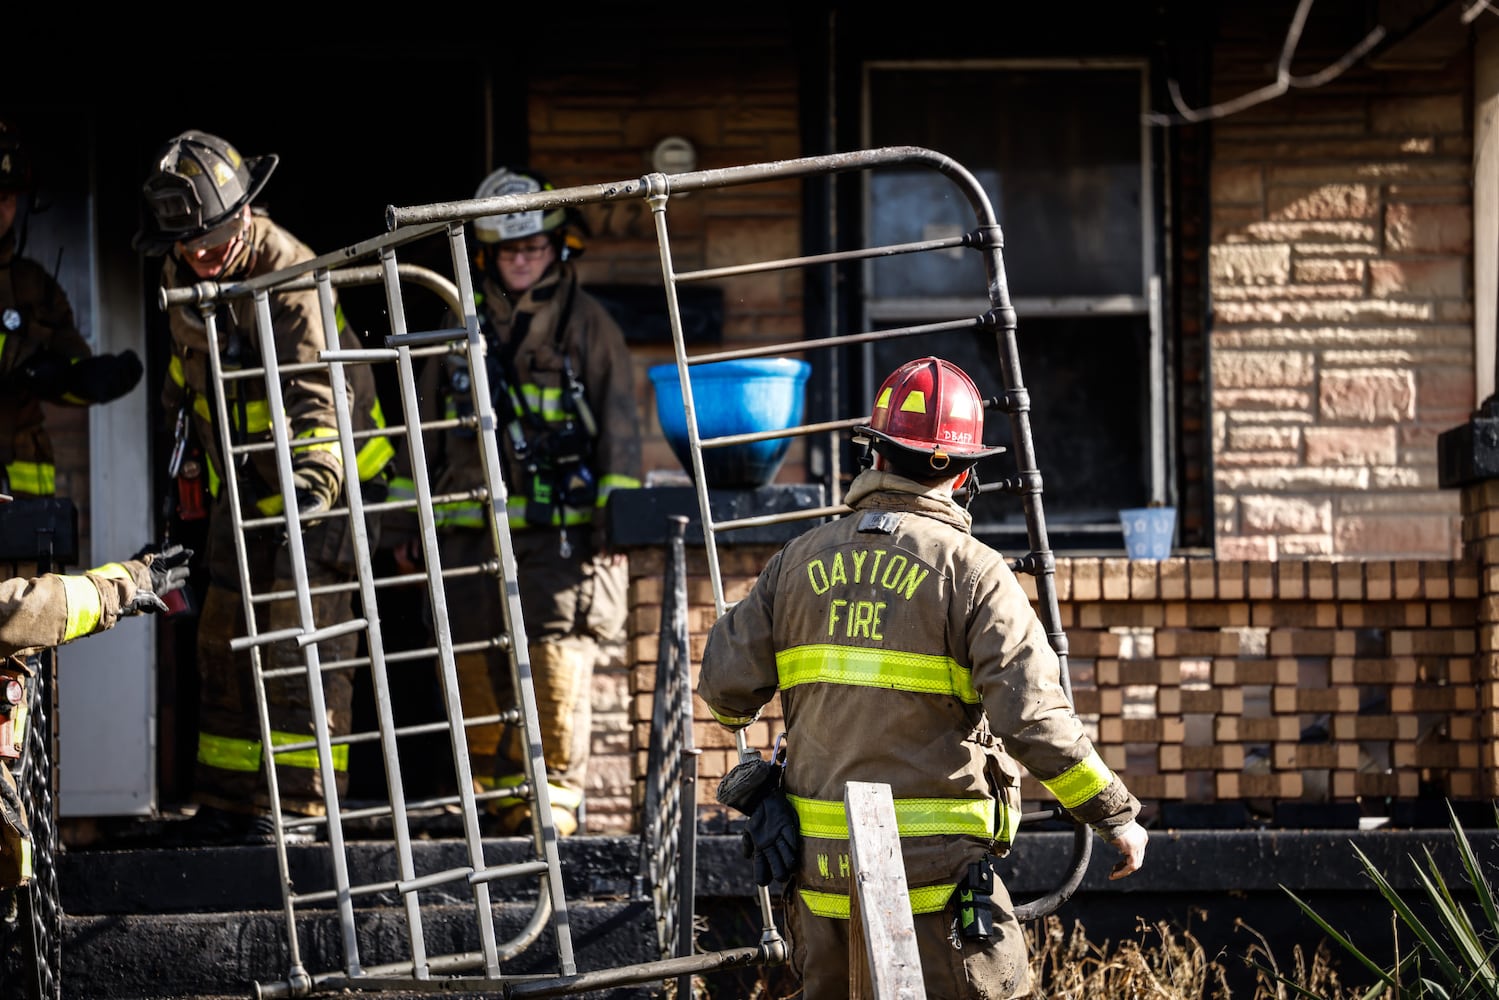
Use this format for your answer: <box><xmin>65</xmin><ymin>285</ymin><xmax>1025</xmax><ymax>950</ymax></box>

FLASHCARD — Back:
<box><xmin>857</xmin><ymin>356</ymin><xmax>1006</xmax><ymax>472</ymax></box>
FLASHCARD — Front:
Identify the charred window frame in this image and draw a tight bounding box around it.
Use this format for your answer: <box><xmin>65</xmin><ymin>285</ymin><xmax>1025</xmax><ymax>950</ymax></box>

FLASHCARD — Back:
<box><xmin>857</xmin><ymin>60</ymin><xmax>1170</xmax><ymax>553</ymax></box>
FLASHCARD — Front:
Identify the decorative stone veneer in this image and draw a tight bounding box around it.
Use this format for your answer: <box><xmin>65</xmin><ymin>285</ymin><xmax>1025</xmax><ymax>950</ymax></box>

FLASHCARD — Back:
<box><xmin>610</xmin><ymin>544</ymin><xmax>1485</xmax><ymax>834</ymax></box>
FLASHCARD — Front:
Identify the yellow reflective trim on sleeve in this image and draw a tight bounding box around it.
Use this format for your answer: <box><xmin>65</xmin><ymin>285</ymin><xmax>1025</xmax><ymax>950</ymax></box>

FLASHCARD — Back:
<box><xmin>388</xmin><ymin>476</ymin><xmax>416</xmax><ymax>502</ymax></box>
<box><xmin>789</xmin><ymin>793</ymin><xmax>995</xmax><ymax>841</ymax></box>
<box><xmin>356</xmin><ymin>436</ymin><xmax>395</xmax><ymax>482</ymax></box>
<box><xmin>800</xmin><ymin>882</ymin><xmax>956</xmax><ymax>920</ymax></box>
<box><xmin>4</xmin><ymin>461</ymin><xmax>55</xmax><ymax>496</ymax></box>
<box><xmin>1041</xmin><ymin>749</ymin><xmax>1115</xmax><ymax>809</ymax></box>
<box><xmin>707</xmin><ymin>704</ymin><xmax>757</xmax><ymax>729</ymax></box>
<box><xmin>256</xmin><ymin>493</ymin><xmax>285</xmax><ymax>516</ymax></box>
<box><xmin>59</xmin><ymin>573</ymin><xmax>103</xmax><ymax>641</ymax></box>
<box><xmin>87</xmin><ymin>562</ymin><xmax>132</xmax><ymax>581</ymax></box>
<box><xmin>169</xmin><ymin>354</ymin><xmax>187</xmax><ymax>388</ymax></box>
<box><xmin>293</xmin><ymin>427</ymin><xmax>342</xmax><ymax>457</ymax></box>
<box><xmin>775</xmin><ymin>644</ymin><xmax>979</xmax><ymax>703</ymax></box>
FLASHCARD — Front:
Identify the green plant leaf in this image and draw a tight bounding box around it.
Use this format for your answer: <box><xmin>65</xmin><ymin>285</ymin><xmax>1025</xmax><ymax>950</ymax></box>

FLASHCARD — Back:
<box><xmin>1350</xmin><ymin>843</ymin><xmax>1466</xmax><ymax>987</ymax></box>
<box><xmin>1282</xmin><ymin>883</ymin><xmax>1396</xmax><ymax>986</ymax></box>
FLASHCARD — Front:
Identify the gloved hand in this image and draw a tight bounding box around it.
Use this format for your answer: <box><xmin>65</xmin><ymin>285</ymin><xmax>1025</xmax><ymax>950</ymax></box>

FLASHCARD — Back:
<box><xmin>123</xmin><ymin>543</ymin><xmax>193</xmax><ymax>616</ymax></box>
<box><xmin>64</xmin><ymin>350</ymin><xmax>143</xmax><ymax>403</ymax></box>
<box><xmin>740</xmin><ymin>789</ymin><xmax>799</xmax><ymax>887</ymax></box>
<box><xmin>291</xmin><ymin>464</ymin><xmax>339</xmax><ymax>516</ymax></box>
<box><xmin>12</xmin><ymin>350</ymin><xmax>71</xmax><ymax>398</ymax></box>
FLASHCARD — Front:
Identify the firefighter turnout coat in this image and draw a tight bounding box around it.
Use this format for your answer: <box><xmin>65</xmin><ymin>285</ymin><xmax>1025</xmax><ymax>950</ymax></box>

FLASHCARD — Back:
<box><xmin>0</xmin><ymin>558</ymin><xmax>153</xmax><ymax>660</ymax></box>
<box><xmin>414</xmin><ymin>261</ymin><xmax>641</xmax><ymax>540</ymax></box>
<box><xmin>158</xmin><ymin>212</ymin><xmax>394</xmax><ymax>816</ymax></box>
<box><xmin>1</xmin><ymin>558</ymin><xmax>153</xmax><ymax>888</ymax></box>
<box><xmin>0</xmin><ymin>228</ymin><xmax>93</xmax><ymax>497</ymax></box>
<box><xmin>392</xmin><ymin>260</ymin><xmax>642</xmax><ymax>817</ymax></box>
<box><xmin>698</xmin><ymin>468</ymin><xmax>1141</xmax><ymax>999</ymax></box>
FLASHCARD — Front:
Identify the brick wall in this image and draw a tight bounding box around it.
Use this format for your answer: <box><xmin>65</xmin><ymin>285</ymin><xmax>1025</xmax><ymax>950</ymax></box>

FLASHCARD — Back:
<box><xmin>614</xmin><ymin>545</ymin><xmax>1484</xmax><ymax>834</ymax></box>
<box><xmin>524</xmin><ymin>22</ymin><xmax>804</xmax><ymax>832</ymax></box>
<box><xmin>1208</xmin><ymin>22</ymin><xmax>1473</xmax><ymax>560</ymax></box>
<box><xmin>525</xmin><ymin>17</ymin><xmax>805</xmax><ymax>489</ymax></box>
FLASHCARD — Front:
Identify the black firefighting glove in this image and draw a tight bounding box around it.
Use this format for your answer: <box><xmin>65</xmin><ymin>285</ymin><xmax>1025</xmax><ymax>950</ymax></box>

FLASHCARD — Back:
<box><xmin>124</xmin><ymin>543</ymin><xmax>193</xmax><ymax>616</ymax></box>
<box><xmin>290</xmin><ymin>464</ymin><xmax>340</xmax><ymax>516</ymax></box>
<box><xmin>5</xmin><ymin>350</ymin><xmax>71</xmax><ymax>398</ymax></box>
<box><xmin>63</xmin><ymin>349</ymin><xmax>143</xmax><ymax>403</ymax></box>
<box><xmin>742</xmin><ymin>790</ymin><xmax>799</xmax><ymax>887</ymax></box>
<box><xmin>717</xmin><ymin>754</ymin><xmax>800</xmax><ymax>887</ymax></box>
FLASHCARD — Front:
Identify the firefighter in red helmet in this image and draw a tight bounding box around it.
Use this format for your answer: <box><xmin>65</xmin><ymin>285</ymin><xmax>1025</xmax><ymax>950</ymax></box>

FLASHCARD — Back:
<box><xmin>699</xmin><ymin>356</ymin><xmax>1148</xmax><ymax>999</ymax></box>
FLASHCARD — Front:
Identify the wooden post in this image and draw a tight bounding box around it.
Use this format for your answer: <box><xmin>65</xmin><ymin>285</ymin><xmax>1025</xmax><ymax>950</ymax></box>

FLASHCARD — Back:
<box><xmin>845</xmin><ymin>781</ymin><xmax>926</xmax><ymax>999</ymax></box>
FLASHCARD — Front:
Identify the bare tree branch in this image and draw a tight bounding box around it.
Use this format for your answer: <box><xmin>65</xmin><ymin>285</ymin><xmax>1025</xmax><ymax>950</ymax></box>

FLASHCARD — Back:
<box><xmin>1146</xmin><ymin>0</ymin><xmax>1388</xmax><ymax>126</ymax></box>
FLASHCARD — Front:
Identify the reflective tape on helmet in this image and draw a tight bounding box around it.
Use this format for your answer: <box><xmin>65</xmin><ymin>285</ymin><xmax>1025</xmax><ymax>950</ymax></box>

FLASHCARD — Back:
<box><xmin>775</xmin><ymin>644</ymin><xmax>979</xmax><ymax>703</ymax></box>
<box><xmin>1040</xmin><ymin>749</ymin><xmax>1115</xmax><ymax>809</ymax></box>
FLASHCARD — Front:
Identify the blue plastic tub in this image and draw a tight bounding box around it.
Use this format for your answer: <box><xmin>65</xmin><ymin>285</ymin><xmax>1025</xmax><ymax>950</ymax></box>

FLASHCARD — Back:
<box><xmin>649</xmin><ymin>358</ymin><xmax>811</xmax><ymax>488</ymax></box>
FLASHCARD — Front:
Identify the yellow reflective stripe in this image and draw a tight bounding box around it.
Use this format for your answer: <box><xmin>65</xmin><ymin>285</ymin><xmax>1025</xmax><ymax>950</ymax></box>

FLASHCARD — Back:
<box><xmin>597</xmin><ymin>474</ymin><xmax>640</xmax><ymax>505</ymax></box>
<box><xmin>356</xmin><ymin>435</ymin><xmax>395</xmax><ymax>481</ymax></box>
<box><xmin>506</xmin><ymin>496</ymin><xmax>591</xmax><ymax>528</ymax></box>
<box><xmin>1041</xmin><ymin>749</ymin><xmax>1115</xmax><ymax>809</ymax></box>
<box><xmin>257</xmin><ymin>493</ymin><xmax>285</xmax><ymax>516</ymax></box>
<box><xmin>10</xmin><ymin>701</ymin><xmax>27</xmax><ymax>750</ymax></box>
<box><xmin>169</xmin><ymin>354</ymin><xmax>186</xmax><ymax>388</ymax></box>
<box><xmin>169</xmin><ymin>356</ymin><xmax>271</xmax><ymax>431</ymax></box>
<box><xmin>88</xmin><ymin>562</ymin><xmax>132</xmax><ymax>581</ymax></box>
<box><xmin>197</xmin><ymin>732</ymin><xmax>261</xmax><ymax>772</ymax></box>
<box><xmin>4</xmin><ymin>461</ymin><xmax>55</xmax><ymax>496</ymax></box>
<box><xmin>59</xmin><ymin>573</ymin><xmax>103</xmax><ymax>641</ymax></box>
<box><xmin>518</xmin><ymin>384</ymin><xmax>568</xmax><ymax>421</ymax></box>
<box><xmin>788</xmin><ymin>794</ymin><xmax>995</xmax><ymax>840</ymax></box>
<box><xmin>388</xmin><ymin>476</ymin><xmax>416</xmax><ymax>502</ymax></box>
<box><xmin>293</xmin><ymin>427</ymin><xmax>342</xmax><ymax>457</ymax></box>
<box><xmin>435</xmin><ymin>501</ymin><xmax>486</xmax><ymax>529</ymax></box>
<box><xmin>270</xmin><ymin>730</ymin><xmax>349</xmax><ymax>772</ymax></box>
<box><xmin>775</xmin><ymin>645</ymin><xmax>979</xmax><ymax>703</ymax></box>
<box><xmin>480</xmin><ymin>772</ymin><xmax>528</xmax><ymax>807</ymax></box>
<box><xmin>800</xmin><ymin>882</ymin><xmax>956</xmax><ymax>919</ymax></box>
<box><xmin>197</xmin><ymin>730</ymin><xmax>350</xmax><ymax>773</ymax></box>
<box><xmin>707</xmin><ymin>704</ymin><xmax>757</xmax><ymax>728</ymax></box>
<box><xmin>998</xmin><ymin>798</ymin><xmax>1019</xmax><ymax>846</ymax></box>
<box><xmin>0</xmin><ymin>333</ymin><xmax>6</xmax><ymax>360</ymax></box>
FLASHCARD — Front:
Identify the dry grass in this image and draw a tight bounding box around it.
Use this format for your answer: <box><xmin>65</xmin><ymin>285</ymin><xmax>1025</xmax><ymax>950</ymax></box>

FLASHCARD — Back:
<box><xmin>1024</xmin><ymin>914</ymin><xmax>1358</xmax><ymax>1000</ymax></box>
<box><xmin>686</xmin><ymin>913</ymin><xmax>1359</xmax><ymax>999</ymax></box>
